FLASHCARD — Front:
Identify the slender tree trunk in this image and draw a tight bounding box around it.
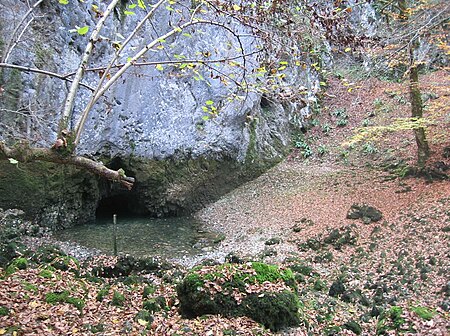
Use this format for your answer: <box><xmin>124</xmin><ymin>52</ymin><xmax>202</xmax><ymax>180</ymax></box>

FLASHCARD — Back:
<box><xmin>398</xmin><ymin>0</ymin><xmax>430</xmax><ymax>169</ymax></box>
<box><xmin>409</xmin><ymin>43</ymin><xmax>430</xmax><ymax>169</ymax></box>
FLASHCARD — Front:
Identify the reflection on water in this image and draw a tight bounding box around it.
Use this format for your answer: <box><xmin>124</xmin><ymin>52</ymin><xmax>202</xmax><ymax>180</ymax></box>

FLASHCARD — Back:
<box><xmin>54</xmin><ymin>216</ymin><xmax>219</xmax><ymax>259</ymax></box>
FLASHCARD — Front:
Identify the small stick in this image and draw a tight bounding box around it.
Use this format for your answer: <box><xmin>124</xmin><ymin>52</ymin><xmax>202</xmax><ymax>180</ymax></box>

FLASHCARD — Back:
<box><xmin>113</xmin><ymin>214</ymin><xmax>118</xmax><ymax>256</ymax></box>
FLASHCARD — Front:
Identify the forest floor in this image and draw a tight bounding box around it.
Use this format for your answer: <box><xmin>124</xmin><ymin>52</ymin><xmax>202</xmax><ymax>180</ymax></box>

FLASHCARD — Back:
<box><xmin>1</xmin><ymin>71</ymin><xmax>449</xmax><ymax>335</ymax></box>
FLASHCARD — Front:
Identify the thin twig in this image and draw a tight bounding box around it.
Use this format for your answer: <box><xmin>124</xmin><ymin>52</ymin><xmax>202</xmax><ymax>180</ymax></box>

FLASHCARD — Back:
<box><xmin>0</xmin><ymin>63</ymin><xmax>95</xmax><ymax>91</ymax></box>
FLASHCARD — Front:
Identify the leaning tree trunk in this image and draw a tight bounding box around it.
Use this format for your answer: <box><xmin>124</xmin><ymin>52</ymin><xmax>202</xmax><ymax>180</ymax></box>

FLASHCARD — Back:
<box><xmin>409</xmin><ymin>42</ymin><xmax>430</xmax><ymax>170</ymax></box>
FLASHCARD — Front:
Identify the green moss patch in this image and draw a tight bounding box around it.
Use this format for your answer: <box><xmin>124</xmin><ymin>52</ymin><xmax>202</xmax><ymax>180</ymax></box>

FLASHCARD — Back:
<box><xmin>5</xmin><ymin>257</ymin><xmax>28</xmax><ymax>275</ymax></box>
<box><xmin>111</xmin><ymin>291</ymin><xmax>125</xmax><ymax>307</ymax></box>
<box><xmin>410</xmin><ymin>305</ymin><xmax>435</xmax><ymax>320</ymax></box>
<box><xmin>0</xmin><ymin>305</ymin><xmax>9</xmax><ymax>316</ymax></box>
<box><xmin>45</xmin><ymin>290</ymin><xmax>85</xmax><ymax>311</ymax></box>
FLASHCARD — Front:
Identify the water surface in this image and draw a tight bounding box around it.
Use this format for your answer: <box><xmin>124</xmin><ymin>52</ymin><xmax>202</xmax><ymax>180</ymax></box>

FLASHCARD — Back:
<box><xmin>54</xmin><ymin>216</ymin><xmax>221</xmax><ymax>260</ymax></box>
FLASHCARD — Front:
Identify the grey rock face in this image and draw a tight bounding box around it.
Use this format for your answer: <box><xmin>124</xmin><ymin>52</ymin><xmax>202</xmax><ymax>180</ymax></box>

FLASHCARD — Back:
<box><xmin>1</xmin><ymin>0</ymin><xmax>314</xmax><ymax>160</ymax></box>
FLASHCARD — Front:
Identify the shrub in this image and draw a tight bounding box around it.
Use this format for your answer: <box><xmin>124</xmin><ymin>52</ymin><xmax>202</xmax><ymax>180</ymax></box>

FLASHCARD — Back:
<box><xmin>143</xmin><ymin>296</ymin><xmax>166</xmax><ymax>313</ymax></box>
<box><xmin>39</xmin><ymin>268</ymin><xmax>54</xmax><ymax>279</ymax></box>
<box><xmin>321</xmin><ymin>123</ymin><xmax>332</xmax><ymax>134</ymax></box>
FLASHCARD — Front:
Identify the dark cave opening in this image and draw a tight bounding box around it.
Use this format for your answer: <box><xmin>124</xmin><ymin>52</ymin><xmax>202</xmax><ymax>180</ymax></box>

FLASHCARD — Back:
<box><xmin>95</xmin><ymin>194</ymin><xmax>135</xmax><ymax>219</ymax></box>
<box><xmin>260</xmin><ymin>95</ymin><xmax>271</xmax><ymax>109</ymax></box>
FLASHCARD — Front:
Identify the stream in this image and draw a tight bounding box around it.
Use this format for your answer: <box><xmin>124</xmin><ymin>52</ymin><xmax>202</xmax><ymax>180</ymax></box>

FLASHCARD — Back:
<box><xmin>53</xmin><ymin>216</ymin><xmax>223</xmax><ymax>261</ymax></box>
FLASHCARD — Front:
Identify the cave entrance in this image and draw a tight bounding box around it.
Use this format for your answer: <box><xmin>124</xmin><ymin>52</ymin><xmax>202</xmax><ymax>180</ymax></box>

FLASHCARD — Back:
<box><xmin>95</xmin><ymin>194</ymin><xmax>136</xmax><ymax>219</ymax></box>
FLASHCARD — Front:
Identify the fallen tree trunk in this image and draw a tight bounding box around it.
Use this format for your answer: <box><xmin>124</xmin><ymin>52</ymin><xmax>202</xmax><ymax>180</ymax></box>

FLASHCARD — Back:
<box><xmin>0</xmin><ymin>141</ymin><xmax>135</xmax><ymax>190</ymax></box>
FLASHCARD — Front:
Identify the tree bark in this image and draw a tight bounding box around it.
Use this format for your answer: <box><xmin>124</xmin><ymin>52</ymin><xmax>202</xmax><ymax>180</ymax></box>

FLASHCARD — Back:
<box><xmin>398</xmin><ymin>0</ymin><xmax>430</xmax><ymax>169</ymax></box>
<box><xmin>0</xmin><ymin>141</ymin><xmax>135</xmax><ymax>190</ymax></box>
<box><xmin>409</xmin><ymin>44</ymin><xmax>430</xmax><ymax>169</ymax></box>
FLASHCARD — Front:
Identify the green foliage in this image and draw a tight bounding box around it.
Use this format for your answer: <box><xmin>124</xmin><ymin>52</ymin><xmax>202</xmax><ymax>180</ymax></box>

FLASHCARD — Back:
<box><xmin>344</xmin><ymin>117</ymin><xmax>432</xmax><ymax>147</ymax></box>
<box><xmin>331</xmin><ymin>108</ymin><xmax>348</xmax><ymax>127</ymax></box>
<box><xmin>344</xmin><ymin>320</ymin><xmax>362</xmax><ymax>335</ymax></box>
<box><xmin>313</xmin><ymin>279</ymin><xmax>327</xmax><ymax>291</ymax></box>
<box><xmin>38</xmin><ymin>268</ymin><xmax>54</xmax><ymax>279</ymax></box>
<box><xmin>112</xmin><ymin>291</ymin><xmax>125</xmax><ymax>307</ymax></box>
<box><xmin>201</xmin><ymin>100</ymin><xmax>218</xmax><ymax>120</ymax></box>
<box><xmin>135</xmin><ymin>310</ymin><xmax>153</xmax><ymax>323</ymax></box>
<box><xmin>410</xmin><ymin>306</ymin><xmax>435</xmax><ymax>320</ymax></box>
<box><xmin>96</xmin><ymin>286</ymin><xmax>110</xmax><ymax>302</ymax></box>
<box><xmin>143</xmin><ymin>296</ymin><xmax>166</xmax><ymax>313</ymax></box>
<box><xmin>362</xmin><ymin>118</ymin><xmax>371</xmax><ymax>127</ymax></box>
<box><xmin>373</xmin><ymin>98</ymin><xmax>392</xmax><ymax>114</ymax></box>
<box><xmin>293</xmin><ymin>135</ymin><xmax>313</xmax><ymax>158</ymax></box>
<box><xmin>143</xmin><ymin>285</ymin><xmax>156</xmax><ymax>299</ymax></box>
<box><xmin>377</xmin><ymin>306</ymin><xmax>408</xmax><ymax>334</ymax></box>
<box><xmin>45</xmin><ymin>291</ymin><xmax>85</xmax><ymax>311</ymax></box>
<box><xmin>321</xmin><ymin>123</ymin><xmax>332</xmax><ymax>134</ymax></box>
<box><xmin>76</xmin><ymin>26</ymin><xmax>89</xmax><ymax>35</ymax></box>
<box><xmin>85</xmin><ymin>323</ymin><xmax>105</xmax><ymax>333</ymax></box>
<box><xmin>0</xmin><ymin>305</ymin><xmax>9</xmax><ymax>316</ymax></box>
<box><xmin>22</xmin><ymin>281</ymin><xmax>38</xmax><ymax>293</ymax></box>
<box><xmin>362</xmin><ymin>142</ymin><xmax>378</xmax><ymax>155</ymax></box>
<box><xmin>317</xmin><ymin>145</ymin><xmax>328</xmax><ymax>156</ymax></box>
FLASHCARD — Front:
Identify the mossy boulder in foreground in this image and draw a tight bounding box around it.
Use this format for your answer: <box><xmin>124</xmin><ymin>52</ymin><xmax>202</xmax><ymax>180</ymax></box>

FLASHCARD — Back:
<box><xmin>177</xmin><ymin>262</ymin><xmax>301</xmax><ymax>331</ymax></box>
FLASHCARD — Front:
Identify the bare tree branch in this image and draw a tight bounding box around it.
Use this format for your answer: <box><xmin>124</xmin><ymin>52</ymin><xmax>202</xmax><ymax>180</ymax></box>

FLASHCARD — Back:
<box><xmin>95</xmin><ymin>0</ymin><xmax>166</xmax><ymax>97</ymax></box>
<box><xmin>0</xmin><ymin>63</ymin><xmax>95</xmax><ymax>91</ymax></box>
<box><xmin>61</xmin><ymin>0</ymin><xmax>121</xmax><ymax>131</ymax></box>
<box><xmin>63</xmin><ymin>50</ymin><xmax>263</xmax><ymax>78</ymax></box>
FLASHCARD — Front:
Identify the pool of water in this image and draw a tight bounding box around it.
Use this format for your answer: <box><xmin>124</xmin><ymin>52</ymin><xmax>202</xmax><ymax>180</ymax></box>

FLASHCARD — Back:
<box><xmin>53</xmin><ymin>216</ymin><xmax>222</xmax><ymax>260</ymax></box>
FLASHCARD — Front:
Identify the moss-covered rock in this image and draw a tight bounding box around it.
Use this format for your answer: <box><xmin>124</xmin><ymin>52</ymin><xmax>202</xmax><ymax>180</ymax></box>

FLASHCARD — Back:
<box><xmin>0</xmin><ymin>161</ymin><xmax>99</xmax><ymax>230</ymax></box>
<box><xmin>0</xmin><ymin>240</ymin><xmax>28</xmax><ymax>268</ymax></box>
<box><xmin>5</xmin><ymin>257</ymin><xmax>28</xmax><ymax>275</ymax></box>
<box><xmin>177</xmin><ymin>262</ymin><xmax>301</xmax><ymax>331</ymax></box>
<box><xmin>91</xmin><ymin>255</ymin><xmax>171</xmax><ymax>278</ymax></box>
<box><xmin>323</xmin><ymin>226</ymin><xmax>357</xmax><ymax>250</ymax></box>
<box><xmin>347</xmin><ymin>203</ymin><xmax>382</xmax><ymax>222</ymax></box>
<box><xmin>31</xmin><ymin>245</ymin><xmax>66</xmax><ymax>264</ymax></box>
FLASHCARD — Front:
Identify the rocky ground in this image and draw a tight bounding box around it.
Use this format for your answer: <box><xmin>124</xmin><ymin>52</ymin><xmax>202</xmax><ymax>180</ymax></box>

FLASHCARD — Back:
<box><xmin>0</xmin><ymin>71</ymin><xmax>449</xmax><ymax>335</ymax></box>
